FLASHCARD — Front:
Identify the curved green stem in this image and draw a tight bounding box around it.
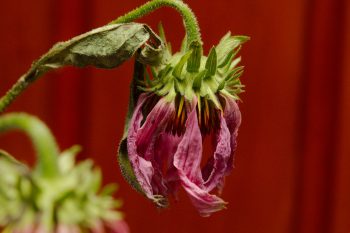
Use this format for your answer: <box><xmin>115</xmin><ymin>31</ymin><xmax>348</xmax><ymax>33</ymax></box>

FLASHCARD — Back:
<box><xmin>0</xmin><ymin>113</ymin><xmax>60</xmax><ymax>178</ymax></box>
<box><xmin>109</xmin><ymin>0</ymin><xmax>202</xmax><ymax>47</ymax></box>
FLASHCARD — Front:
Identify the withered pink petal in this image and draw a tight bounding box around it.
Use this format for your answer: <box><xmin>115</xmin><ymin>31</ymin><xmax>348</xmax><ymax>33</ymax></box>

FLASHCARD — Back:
<box><xmin>127</xmin><ymin>94</ymin><xmax>154</xmax><ymax>197</ymax></box>
<box><xmin>179</xmin><ymin>174</ymin><xmax>227</xmax><ymax>217</ymax></box>
<box><xmin>221</xmin><ymin>94</ymin><xmax>242</xmax><ymax>173</ymax></box>
<box><xmin>174</xmin><ymin>106</ymin><xmax>203</xmax><ymax>185</ymax></box>
<box><xmin>203</xmin><ymin>114</ymin><xmax>231</xmax><ymax>192</ymax></box>
<box><xmin>142</xmin><ymin>135</ymin><xmax>168</xmax><ymax>196</ymax></box>
<box><xmin>136</xmin><ymin>99</ymin><xmax>173</xmax><ymax>156</ymax></box>
<box><xmin>127</xmin><ymin>94</ymin><xmax>174</xmax><ymax>199</ymax></box>
<box><xmin>173</xmin><ymin>104</ymin><xmax>227</xmax><ymax>216</ymax></box>
<box><xmin>155</xmin><ymin>133</ymin><xmax>182</xmax><ymax>196</ymax></box>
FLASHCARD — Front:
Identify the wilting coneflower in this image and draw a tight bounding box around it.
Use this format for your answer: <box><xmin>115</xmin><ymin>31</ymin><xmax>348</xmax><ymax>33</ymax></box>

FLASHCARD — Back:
<box><xmin>119</xmin><ymin>29</ymin><xmax>249</xmax><ymax>217</ymax></box>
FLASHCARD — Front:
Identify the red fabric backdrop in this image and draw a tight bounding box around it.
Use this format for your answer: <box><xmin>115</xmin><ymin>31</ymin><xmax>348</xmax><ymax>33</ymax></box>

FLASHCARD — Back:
<box><xmin>0</xmin><ymin>0</ymin><xmax>349</xmax><ymax>233</ymax></box>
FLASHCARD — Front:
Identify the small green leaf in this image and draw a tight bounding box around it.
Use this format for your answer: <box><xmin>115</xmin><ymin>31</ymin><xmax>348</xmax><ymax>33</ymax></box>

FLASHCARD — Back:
<box><xmin>172</xmin><ymin>51</ymin><xmax>192</xmax><ymax>79</ymax></box>
<box><xmin>186</xmin><ymin>41</ymin><xmax>203</xmax><ymax>73</ymax></box>
<box><xmin>205</xmin><ymin>47</ymin><xmax>217</xmax><ymax>76</ymax></box>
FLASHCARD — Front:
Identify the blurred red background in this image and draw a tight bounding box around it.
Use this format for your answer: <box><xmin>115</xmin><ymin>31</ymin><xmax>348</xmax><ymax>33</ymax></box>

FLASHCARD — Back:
<box><xmin>0</xmin><ymin>0</ymin><xmax>349</xmax><ymax>232</ymax></box>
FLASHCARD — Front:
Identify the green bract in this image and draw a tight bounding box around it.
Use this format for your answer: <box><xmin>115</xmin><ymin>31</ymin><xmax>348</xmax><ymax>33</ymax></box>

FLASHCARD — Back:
<box><xmin>137</xmin><ymin>31</ymin><xmax>249</xmax><ymax>107</ymax></box>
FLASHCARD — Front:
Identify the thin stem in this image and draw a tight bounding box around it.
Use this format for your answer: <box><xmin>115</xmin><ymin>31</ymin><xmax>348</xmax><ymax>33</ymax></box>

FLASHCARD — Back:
<box><xmin>109</xmin><ymin>0</ymin><xmax>202</xmax><ymax>47</ymax></box>
<box><xmin>0</xmin><ymin>113</ymin><xmax>60</xmax><ymax>178</ymax></box>
<box><xmin>0</xmin><ymin>62</ymin><xmax>49</xmax><ymax>113</ymax></box>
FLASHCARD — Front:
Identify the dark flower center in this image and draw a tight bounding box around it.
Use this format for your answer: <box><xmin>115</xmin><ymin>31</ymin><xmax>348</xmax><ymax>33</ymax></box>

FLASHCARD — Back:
<box><xmin>141</xmin><ymin>94</ymin><xmax>222</xmax><ymax>137</ymax></box>
<box><xmin>166</xmin><ymin>95</ymin><xmax>221</xmax><ymax>136</ymax></box>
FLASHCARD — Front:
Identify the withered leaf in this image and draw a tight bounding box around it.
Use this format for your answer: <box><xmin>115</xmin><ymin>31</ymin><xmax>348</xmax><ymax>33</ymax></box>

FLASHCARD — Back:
<box><xmin>40</xmin><ymin>23</ymin><xmax>166</xmax><ymax>69</ymax></box>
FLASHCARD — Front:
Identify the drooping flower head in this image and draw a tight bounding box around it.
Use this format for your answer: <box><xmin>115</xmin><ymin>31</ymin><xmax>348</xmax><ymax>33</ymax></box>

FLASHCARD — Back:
<box><xmin>119</xmin><ymin>27</ymin><xmax>249</xmax><ymax>217</ymax></box>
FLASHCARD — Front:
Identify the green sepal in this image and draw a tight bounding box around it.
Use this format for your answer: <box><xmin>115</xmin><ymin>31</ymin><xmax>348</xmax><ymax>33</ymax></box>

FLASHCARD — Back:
<box><xmin>167</xmin><ymin>42</ymin><xmax>173</xmax><ymax>55</ymax></box>
<box><xmin>232</xmin><ymin>35</ymin><xmax>250</xmax><ymax>44</ymax></box>
<box><xmin>216</xmin><ymin>32</ymin><xmax>249</xmax><ymax>65</ymax></box>
<box><xmin>227</xmin><ymin>71</ymin><xmax>244</xmax><ymax>85</ymax></box>
<box><xmin>100</xmin><ymin>183</ymin><xmax>118</xmax><ymax>196</ymax></box>
<box><xmin>224</xmin><ymin>66</ymin><xmax>244</xmax><ymax>81</ymax></box>
<box><xmin>192</xmin><ymin>70</ymin><xmax>206</xmax><ymax>91</ymax></box>
<box><xmin>157</xmin><ymin>22</ymin><xmax>172</xmax><ymax>55</ymax></box>
<box><xmin>218</xmin><ymin>50</ymin><xmax>234</xmax><ymax>69</ymax></box>
<box><xmin>144</xmin><ymin>69</ymin><xmax>152</xmax><ymax>86</ymax></box>
<box><xmin>120</xmin><ymin>59</ymin><xmax>143</xmax><ymax>138</ymax></box>
<box><xmin>0</xmin><ymin>150</ymin><xmax>26</xmax><ymax>168</ymax></box>
<box><xmin>59</xmin><ymin>145</ymin><xmax>82</xmax><ymax>173</ymax></box>
<box><xmin>172</xmin><ymin>50</ymin><xmax>192</xmax><ymax>80</ymax></box>
<box><xmin>158</xmin><ymin>64</ymin><xmax>173</xmax><ymax>79</ymax></box>
<box><xmin>158</xmin><ymin>22</ymin><xmax>167</xmax><ymax>43</ymax></box>
<box><xmin>118</xmin><ymin>139</ymin><xmax>143</xmax><ymax>194</ymax></box>
<box><xmin>180</xmin><ymin>35</ymin><xmax>188</xmax><ymax>54</ymax></box>
<box><xmin>150</xmin><ymin>67</ymin><xmax>158</xmax><ymax>78</ymax></box>
<box><xmin>205</xmin><ymin>47</ymin><xmax>217</xmax><ymax>76</ymax></box>
<box><xmin>230</xmin><ymin>57</ymin><xmax>242</xmax><ymax>70</ymax></box>
<box><xmin>117</xmin><ymin>60</ymin><xmax>145</xmax><ymax>195</ymax></box>
<box><xmin>186</xmin><ymin>41</ymin><xmax>203</xmax><ymax>73</ymax></box>
<box><xmin>217</xmin><ymin>80</ymin><xmax>226</xmax><ymax>91</ymax></box>
<box><xmin>207</xmin><ymin>88</ymin><xmax>221</xmax><ymax>109</ymax></box>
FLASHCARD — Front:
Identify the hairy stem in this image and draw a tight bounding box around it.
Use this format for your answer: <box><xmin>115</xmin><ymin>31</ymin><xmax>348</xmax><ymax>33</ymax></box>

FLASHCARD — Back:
<box><xmin>109</xmin><ymin>0</ymin><xmax>202</xmax><ymax>46</ymax></box>
<box><xmin>0</xmin><ymin>113</ymin><xmax>60</xmax><ymax>178</ymax></box>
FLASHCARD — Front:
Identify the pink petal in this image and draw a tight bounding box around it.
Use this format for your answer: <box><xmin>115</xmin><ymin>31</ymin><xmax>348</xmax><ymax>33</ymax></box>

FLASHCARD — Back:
<box><xmin>127</xmin><ymin>94</ymin><xmax>174</xmax><ymax>201</ymax></box>
<box><xmin>154</xmin><ymin>133</ymin><xmax>182</xmax><ymax>197</ymax></box>
<box><xmin>173</xmin><ymin>103</ymin><xmax>227</xmax><ymax>216</ymax></box>
<box><xmin>221</xmin><ymin>94</ymin><xmax>242</xmax><ymax>174</ymax></box>
<box><xmin>203</xmin><ymin>114</ymin><xmax>231</xmax><ymax>192</ymax></box>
